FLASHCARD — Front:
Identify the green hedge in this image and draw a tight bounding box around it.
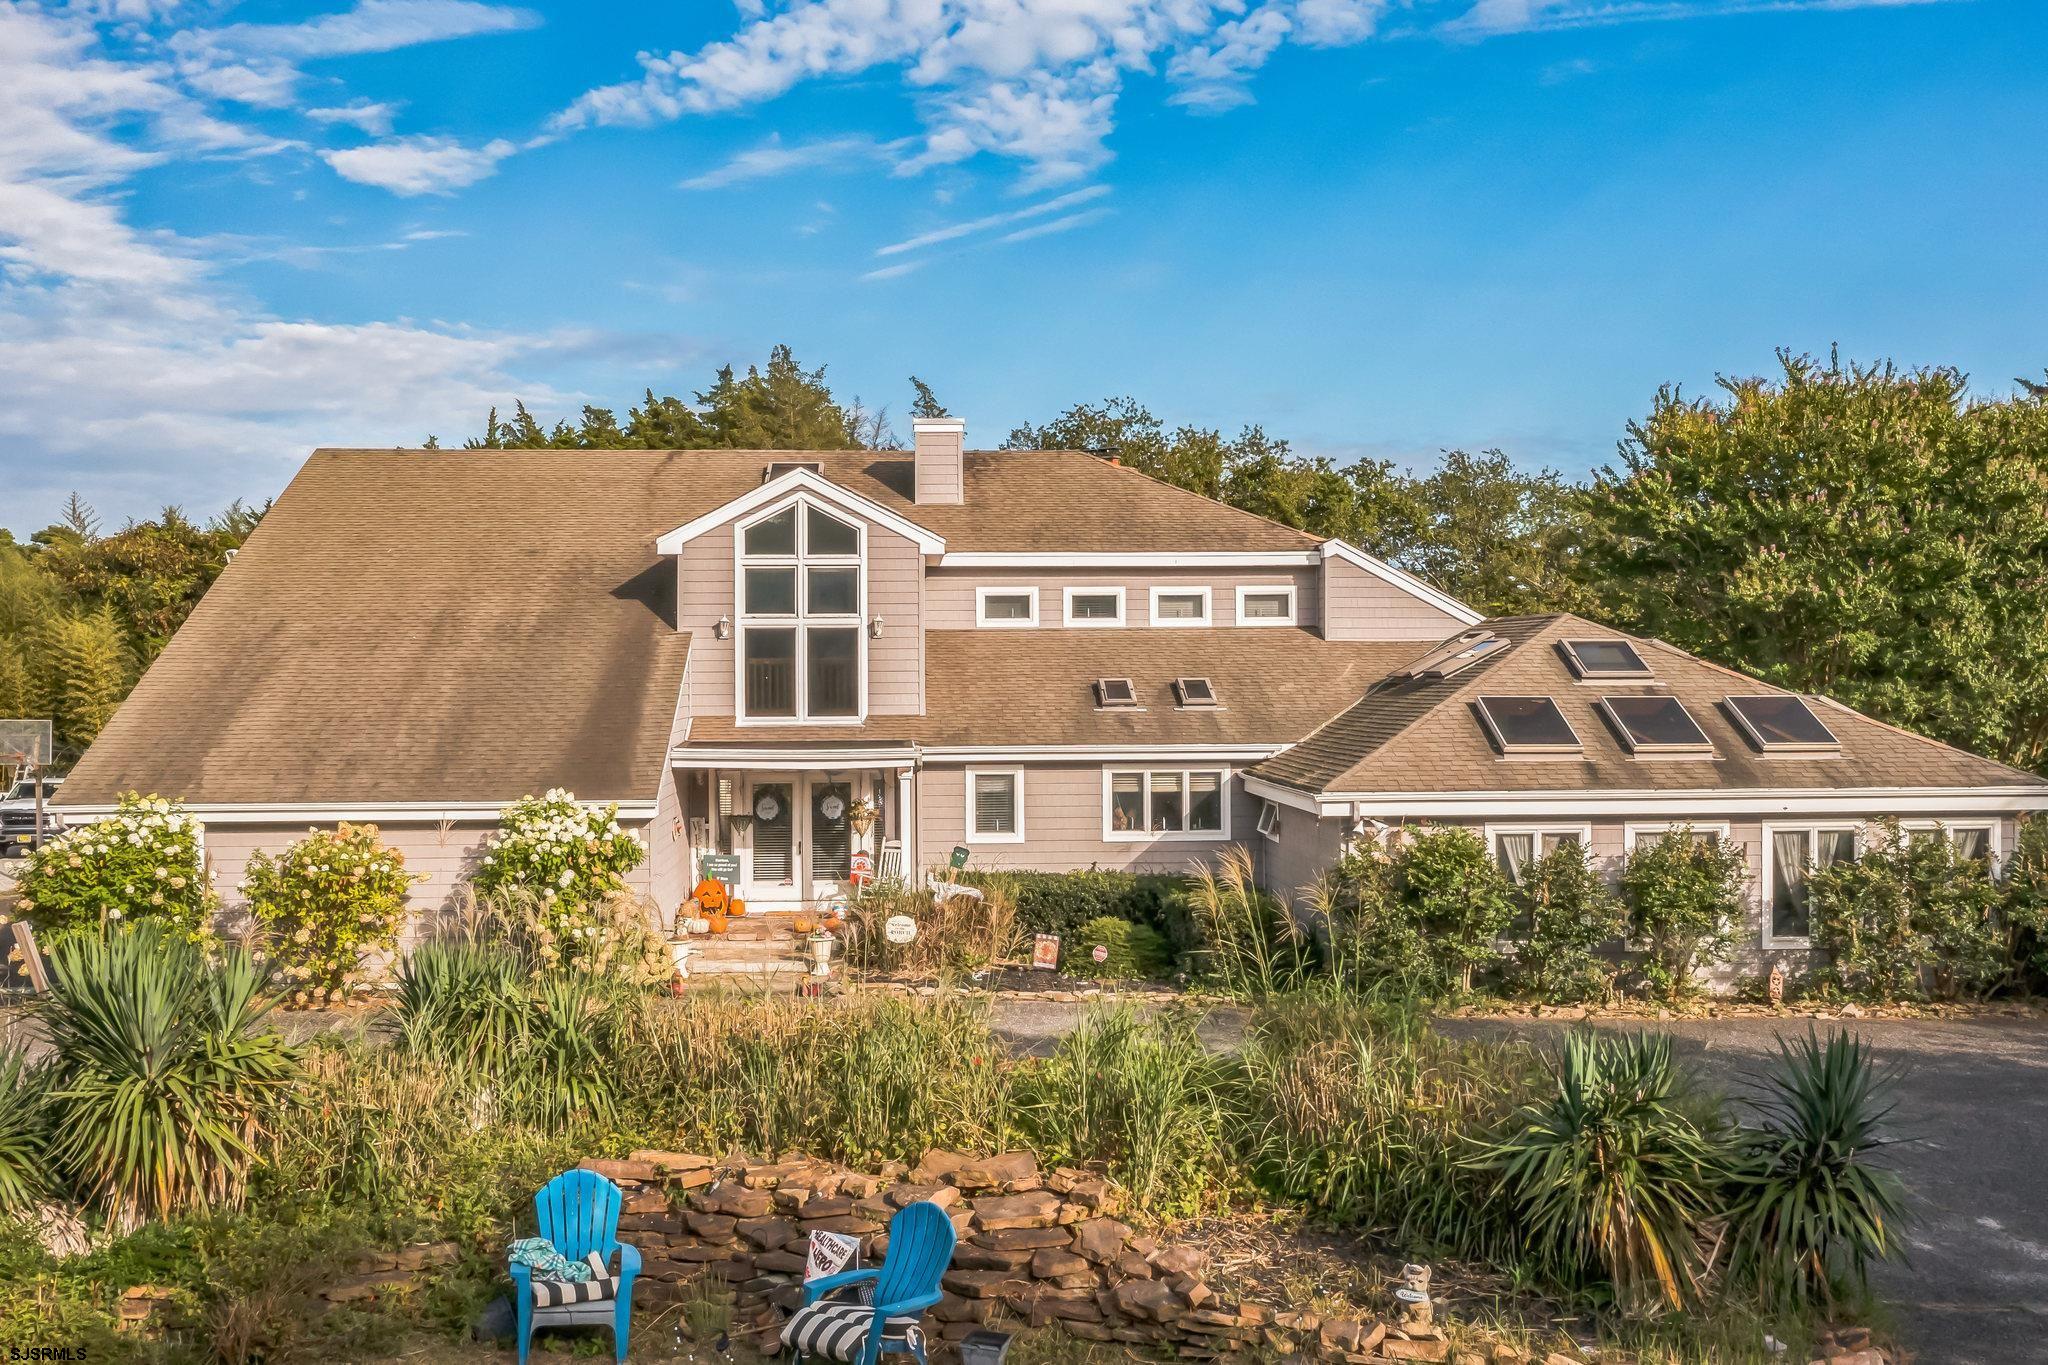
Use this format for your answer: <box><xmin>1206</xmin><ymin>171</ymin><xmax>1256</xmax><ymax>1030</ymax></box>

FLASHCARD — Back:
<box><xmin>957</xmin><ymin>869</ymin><xmax>1190</xmax><ymax>948</ymax></box>
<box><xmin>1071</xmin><ymin>917</ymin><xmax>1173</xmax><ymax>980</ymax></box>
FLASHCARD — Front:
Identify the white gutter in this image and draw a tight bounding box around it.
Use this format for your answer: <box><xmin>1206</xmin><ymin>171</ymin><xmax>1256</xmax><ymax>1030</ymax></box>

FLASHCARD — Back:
<box><xmin>53</xmin><ymin>799</ymin><xmax>659</xmax><ymax>825</ymax></box>
<box><xmin>935</xmin><ymin>552</ymin><xmax>1320</xmax><ymax>569</ymax></box>
<box><xmin>1258</xmin><ymin>784</ymin><xmax>2048</xmax><ymax>820</ymax></box>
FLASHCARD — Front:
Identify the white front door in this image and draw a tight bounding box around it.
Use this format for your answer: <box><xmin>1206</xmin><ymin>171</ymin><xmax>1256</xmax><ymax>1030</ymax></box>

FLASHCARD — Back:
<box><xmin>740</xmin><ymin>773</ymin><xmax>858</xmax><ymax>908</ymax></box>
<box><xmin>808</xmin><ymin>779</ymin><xmax>854</xmax><ymax>901</ymax></box>
<box><xmin>743</xmin><ymin>776</ymin><xmax>803</xmax><ymax>906</ymax></box>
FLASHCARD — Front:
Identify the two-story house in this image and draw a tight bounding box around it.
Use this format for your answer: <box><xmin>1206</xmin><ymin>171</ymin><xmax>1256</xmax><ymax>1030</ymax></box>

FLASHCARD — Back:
<box><xmin>57</xmin><ymin>419</ymin><xmax>2048</xmax><ymax>959</ymax></box>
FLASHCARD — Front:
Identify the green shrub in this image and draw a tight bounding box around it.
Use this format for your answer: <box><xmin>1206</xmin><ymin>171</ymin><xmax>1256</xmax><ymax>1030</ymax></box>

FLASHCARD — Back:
<box><xmin>2004</xmin><ymin>813</ymin><xmax>2048</xmax><ymax>989</ymax></box>
<box><xmin>1809</xmin><ymin>821</ymin><xmax>2005</xmax><ymax>1001</ymax></box>
<box><xmin>1472</xmin><ymin>1030</ymin><xmax>1735</xmax><ymax>1310</ymax></box>
<box><xmin>459</xmin><ymin>885</ymin><xmax>674</xmax><ymax>988</ymax></box>
<box><xmin>0</xmin><ymin>1050</ymin><xmax>53</xmax><ymax>1214</ymax></box>
<box><xmin>243</xmin><ymin>821</ymin><xmax>418</xmax><ymax>1004</ymax></box>
<box><xmin>1394</xmin><ymin>826</ymin><xmax>1516</xmax><ymax>994</ymax></box>
<box><xmin>1016</xmin><ymin>1004</ymin><xmax>1230</xmax><ymax>1217</ymax></box>
<box><xmin>1236</xmin><ymin>995</ymin><xmax>1538</xmax><ymax>1257</ymax></box>
<box><xmin>1072</xmin><ymin>915</ymin><xmax>1172</xmax><ymax>979</ymax></box>
<box><xmin>40</xmin><ymin>923</ymin><xmax>299</xmax><ymax>1227</ymax></box>
<box><xmin>1511</xmin><ymin>843</ymin><xmax>1626</xmax><ymax>1005</ymax></box>
<box><xmin>14</xmin><ymin>792</ymin><xmax>212</xmax><ymax>941</ymax></box>
<box><xmin>1184</xmin><ymin>846</ymin><xmax>1314</xmax><ymax>996</ymax></box>
<box><xmin>958</xmin><ymin>867</ymin><xmax>1188</xmax><ymax>947</ymax></box>
<box><xmin>1620</xmin><ymin>826</ymin><xmax>1748</xmax><ymax>1000</ymax></box>
<box><xmin>1727</xmin><ymin>1030</ymin><xmax>1906</xmax><ymax>1310</ymax></box>
<box><xmin>1306</xmin><ymin>846</ymin><xmax>1433</xmax><ymax>992</ymax></box>
<box><xmin>470</xmin><ymin>791</ymin><xmax>646</xmax><ymax>964</ymax></box>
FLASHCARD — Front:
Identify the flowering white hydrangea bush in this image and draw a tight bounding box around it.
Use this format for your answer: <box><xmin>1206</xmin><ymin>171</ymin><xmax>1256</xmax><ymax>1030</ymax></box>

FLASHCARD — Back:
<box><xmin>12</xmin><ymin>792</ymin><xmax>212</xmax><ymax>940</ymax></box>
<box><xmin>471</xmin><ymin>790</ymin><xmax>646</xmax><ymax>966</ymax></box>
<box><xmin>243</xmin><ymin>822</ymin><xmax>419</xmax><ymax>1004</ymax></box>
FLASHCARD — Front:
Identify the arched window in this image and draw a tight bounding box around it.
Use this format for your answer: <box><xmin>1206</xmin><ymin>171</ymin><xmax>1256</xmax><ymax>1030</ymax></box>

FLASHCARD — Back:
<box><xmin>737</xmin><ymin>499</ymin><xmax>864</xmax><ymax>721</ymax></box>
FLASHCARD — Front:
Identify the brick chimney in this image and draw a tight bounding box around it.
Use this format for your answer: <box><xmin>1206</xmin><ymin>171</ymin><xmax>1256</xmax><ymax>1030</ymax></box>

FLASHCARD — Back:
<box><xmin>912</xmin><ymin>417</ymin><xmax>966</xmax><ymax>505</ymax></box>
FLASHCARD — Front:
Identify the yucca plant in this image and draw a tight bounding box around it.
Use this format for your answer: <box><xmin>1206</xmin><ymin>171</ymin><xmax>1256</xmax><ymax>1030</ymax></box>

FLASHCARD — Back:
<box><xmin>392</xmin><ymin>939</ymin><xmax>528</xmax><ymax>1069</ymax></box>
<box><xmin>39</xmin><ymin>923</ymin><xmax>299</xmax><ymax>1227</ymax></box>
<box><xmin>1471</xmin><ymin>1030</ymin><xmax>1734</xmax><ymax>1311</ymax></box>
<box><xmin>514</xmin><ymin>972</ymin><xmax>622</xmax><ymax>1132</ymax></box>
<box><xmin>1726</xmin><ymin>1030</ymin><xmax>1907</xmax><ymax>1309</ymax></box>
<box><xmin>0</xmin><ymin>1049</ymin><xmax>54</xmax><ymax>1214</ymax></box>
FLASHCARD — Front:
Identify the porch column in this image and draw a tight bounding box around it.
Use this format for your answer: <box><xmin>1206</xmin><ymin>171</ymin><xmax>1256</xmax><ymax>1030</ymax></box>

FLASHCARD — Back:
<box><xmin>898</xmin><ymin>767</ymin><xmax>917</xmax><ymax>878</ymax></box>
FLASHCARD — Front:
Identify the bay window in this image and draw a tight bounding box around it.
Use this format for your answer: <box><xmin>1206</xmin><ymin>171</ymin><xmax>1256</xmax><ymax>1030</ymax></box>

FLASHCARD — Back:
<box><xmin>737</xmin><ymin>500</ymin><xmax>865</xmax><ymax>722</ymax></box>
<box><xmin>1105</xmin><ymin>769</ymin><xmax>1228</xmax><ymax>840</ymax></box>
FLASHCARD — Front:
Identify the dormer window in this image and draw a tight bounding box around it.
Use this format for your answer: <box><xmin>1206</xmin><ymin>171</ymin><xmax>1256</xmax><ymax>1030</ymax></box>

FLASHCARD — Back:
<box><xmin>738</xmin><ymin>498</ymin><xmax>864</xmax><ymax>722</ymax></box>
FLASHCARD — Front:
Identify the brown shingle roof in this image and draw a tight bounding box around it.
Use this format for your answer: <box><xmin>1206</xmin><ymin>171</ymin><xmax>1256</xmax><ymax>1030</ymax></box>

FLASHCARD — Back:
<box><xmin>682</xmin><ymin>629</ymin><xmax>1428</xmax><ymax>750</ymax></box>
<box><xmin>1247</xmin><ymin>613</ymin><xmax>2046</xmax><ymax>796</ymax></box>
<box><xmin>60</xmin><ymin>446</ymin><xmax>1322</xmax><ymax>806</ymax></box>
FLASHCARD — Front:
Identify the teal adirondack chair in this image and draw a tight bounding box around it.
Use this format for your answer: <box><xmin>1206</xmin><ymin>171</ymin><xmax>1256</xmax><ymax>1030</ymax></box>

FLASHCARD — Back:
<box><xmin>783</xmin><ymin>1200</ymin><xmax>956</xmax><ymax>1365</ymax></box>
<box><xmin>509</xmin><ymin>1169</ymin><xmax>642</xmax><ymax>1365</ymax></box>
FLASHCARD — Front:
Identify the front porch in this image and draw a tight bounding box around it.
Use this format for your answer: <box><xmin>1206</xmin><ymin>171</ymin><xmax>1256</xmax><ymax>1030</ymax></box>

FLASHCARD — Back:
<box><xmin>673</xmin><ymin>745</ymin><xmax>918</xmax><ymax>911</ymax></box>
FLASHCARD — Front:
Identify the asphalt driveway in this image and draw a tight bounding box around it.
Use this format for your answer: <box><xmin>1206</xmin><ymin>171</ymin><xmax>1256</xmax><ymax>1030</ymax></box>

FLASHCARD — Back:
<box><xmin>994</xmin><ymin>1000</ymin><xmax>2048</xmax><ymax>1363</ymax></box>
<box><xmin>1438</xmin><ymin>1015</ymin><xmax>2048</xmax><ymax>1365</ymax></box>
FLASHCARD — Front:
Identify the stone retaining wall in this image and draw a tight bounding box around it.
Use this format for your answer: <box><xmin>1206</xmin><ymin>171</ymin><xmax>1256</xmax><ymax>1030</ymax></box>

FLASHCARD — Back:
<box><xmin>581</xmin><ymin>1149</ymin><xmax>1450</xmax><ymax>1363</ymax></box>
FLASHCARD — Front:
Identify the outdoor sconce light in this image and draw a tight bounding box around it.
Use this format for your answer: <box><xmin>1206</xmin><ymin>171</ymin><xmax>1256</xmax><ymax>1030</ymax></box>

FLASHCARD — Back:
<box><xmin>868</xmin><ymin>615</ymin><xmax>885</xmax><ymax>638</ymax></box>
<box><xmin>714</xmin><ymin>615</ymin><xmax>732</xmax><ymax>640</ymax></box>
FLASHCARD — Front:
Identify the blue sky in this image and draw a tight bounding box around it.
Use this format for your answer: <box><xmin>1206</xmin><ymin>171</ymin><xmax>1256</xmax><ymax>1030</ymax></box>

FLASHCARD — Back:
<box><xmin>3</xmin><ymin>0</ymin><xmax>2044</xmax><ymax>533</ymax></box>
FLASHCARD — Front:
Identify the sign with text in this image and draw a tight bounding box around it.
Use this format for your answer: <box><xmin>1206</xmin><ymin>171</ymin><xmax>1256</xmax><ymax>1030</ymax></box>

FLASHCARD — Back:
<box><xmin>698</xmin><ymin>853</ymin><xmax>741</xmax><ymax>885</ymax></box>
<box><xmin>806</xmin><ymin>1230</ymin><xmax>860</xmax><ymax>1283</ymax></box>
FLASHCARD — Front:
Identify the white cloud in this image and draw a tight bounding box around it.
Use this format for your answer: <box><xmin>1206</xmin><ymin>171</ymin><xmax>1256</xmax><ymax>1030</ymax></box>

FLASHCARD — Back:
<box><xmin>170</xmin><ymin>1</ymin><xmax>540</xmax><ymax>109</ymax></box>
<box><xmin>875</xmin><ymin>185</ymin><xmax>1112</xmax><ymax>257</ymax></box>
<box><xmin>549</xmin><ymin>0</ymin><xmax>1965</xmax><ymax>183</ymax></box>
<box><xmin>860</xmin><ymin>260</ymin><xmax>923</xmax><ymax>282</ymax></box>
<box><xmin>307</xmin><ymin>98</ymin><xmax>404</xmax><ymax>135</ymax></box>
<box><xmin>0</xmin><ymin>4</ymin><xmax>565</xmax><ymax>530</ymax></box>
<box><xmin>321</xmin><ymin>134</ymin><xmax>517</xmax><ymax>194</ymax></box>
<box><xmin>1443</xmin><ymin>0</ymin><xmax>1958</xmax><ymax>38</ymax></box>
<box><xmin>997</xmin><ymin>206</ymin><xmax>1112</xmax><ymax>243</ymax></box>
<box><xmin>679</xmin><ymin>133</ymin><xmax>910</xmax><ymax>189</ymax></box>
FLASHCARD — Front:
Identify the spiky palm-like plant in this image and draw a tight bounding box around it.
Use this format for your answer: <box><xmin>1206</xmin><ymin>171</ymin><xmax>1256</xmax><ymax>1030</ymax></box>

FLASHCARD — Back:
<box><xmin>0</xmin><ymin>1049</ymin><xmax>54</xmax><ymax>1214</ymax></box>
<box><xmin>1472</xmin><ymin>1030</ymin><xmax>1733</xmax><ymax>1311</ymax></box>
<box><xmin>1727</xmin><ymin>1029</ymin><xmax>1907</xmax><ymax>1309</ymax></box>
<box><xmin>40</xmin><ymin>923</ymin><xmax>298</xmax><ymax>1226</ymax></box>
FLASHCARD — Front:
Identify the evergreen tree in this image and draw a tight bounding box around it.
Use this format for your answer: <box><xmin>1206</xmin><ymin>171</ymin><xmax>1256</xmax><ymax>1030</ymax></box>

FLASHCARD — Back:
<box><xmin>909</xmin><ymin>376</ymin><xmax>949</xmax><ymax>419</ymax></box>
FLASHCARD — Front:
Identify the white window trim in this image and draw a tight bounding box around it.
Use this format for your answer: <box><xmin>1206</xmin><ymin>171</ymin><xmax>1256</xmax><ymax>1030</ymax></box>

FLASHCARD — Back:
<box><xmin>1234</xmin><ymin>583</ymin><xmax>1298</xmax><ymax>627</ymax></box>
<box><xmin>1900</xmin><ymin>819</ymin><xmax>2003</xmax><ymax>868</ymax></box>
<box><xmin>1063</xmin><ymin>586</ymin><xmax>1126</xmax><ymax>628</ymax></box>
<box><xmin>1484</xmin><ymin>823</ymin><xmax>1595</xmax><ymax>872</ymax></box>
<box><xmin>1623</xmin><ymin>821</ymin><xmax>1732</xmax><ymax>853</ymax></box>
<box><xmin>733</xmin><ymin>493</ymin><xmax>868</xmax><ymax>727</ymax></box>
<box><xmin>1760</xmin><ymin>821</ymin><xmax>1864</xmax><ymax>950</ymax></box>
<box><xmin>1147</xmin><ymin>585</ymin><xmax>1212</xmax><ymax>627</ymax></box>
<box><xmin>964</xmin><ymin>767</ymin><xmax>1025</xmax><ymax>844</ymax></box>
<box><xmin>975</xmin><ymin>586</ymin><xmax>1039</xmax><ymax>629</ymax></box>
<box><xmin>1102</xmin><ymin>768</ymin><xmax>1233</xmax><ymax>842</ymax></box>
<box><xmin>1255</xmin><ymin>798</ymin><xmax>1281</xmax><ymax>843</ymax></box>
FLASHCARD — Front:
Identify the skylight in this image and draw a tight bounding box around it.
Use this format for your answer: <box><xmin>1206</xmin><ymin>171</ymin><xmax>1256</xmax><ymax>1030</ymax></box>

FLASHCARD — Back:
<box><xmin>1173</xmin><ymin>677</ymin><xmax>1218</xmax><ymax>707</ymax></box>
<box><xmin>1475</xmin><ymin>696</ymin><xmax>1582</xmax><ymax>754</ymax></box>
<box><xmin>1724</xmin><ymin>696</ymin><xmax>1840</xmax><ymax>752</ymax></box>
<box><xmin>1094</xmin><ymin>678</ymin><xmax>1139</xmax><ymax>709</ymax></box>
<box><xmin>1599</xmin><ymin>695</ymin><xmax>1714</xmax><ymax>755</ymax></box>
<box><xmin>1560</xmin><ymin>638</ymin><xmax>1652</xmax><ymax>679</ymax></box>
<box><xmin>1395</xmin><ymin>630</ymin><xmax>1506</xmax><ymax>683</ymax></box>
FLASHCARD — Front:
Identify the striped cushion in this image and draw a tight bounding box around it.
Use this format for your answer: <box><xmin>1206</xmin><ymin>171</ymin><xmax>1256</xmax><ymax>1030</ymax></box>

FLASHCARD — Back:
<box><xmin>530</xmin><ymin>1253</ymin><xmax>617</xmax><ymax>1308</ymax></box>
<box><xmin>781</xmin><ymin>1302</ymin><xmax>926</xmax><ymax>1362</ymax></box>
